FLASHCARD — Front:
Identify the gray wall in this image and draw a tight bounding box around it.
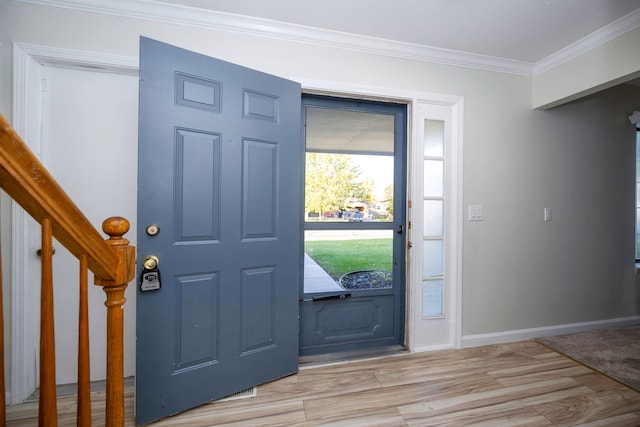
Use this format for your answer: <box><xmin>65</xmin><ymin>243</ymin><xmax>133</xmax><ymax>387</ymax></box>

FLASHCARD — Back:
<box><xmin>464</xmin><ymin>84</ymin><xmax>640</xmax><ymax>335</ymax></box>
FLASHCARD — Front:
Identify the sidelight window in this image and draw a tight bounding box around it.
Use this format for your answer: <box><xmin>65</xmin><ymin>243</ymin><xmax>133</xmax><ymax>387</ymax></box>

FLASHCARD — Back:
<box><xmin>422</xmin><ymin>119</ymin><xmax>446</xmax><ymax>317</ymax></box>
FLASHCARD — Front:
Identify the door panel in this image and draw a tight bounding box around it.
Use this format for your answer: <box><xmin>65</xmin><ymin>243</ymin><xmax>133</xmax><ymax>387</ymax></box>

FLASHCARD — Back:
<box><xmin>175</xmin><ymin>129</ymin><xmax>220</xmax><ymax>241</ymax></box>
<box><xmin>137</xmin><ymin>37</ymin><xmax>301</xmax><ymax>425</ymax></box>
<box><xmin>306</xmin><ymin>295</ymin><xmax>395</xmax><ymax>338</ymax></box>
<box><xmin>300</xmin><ymin>294</ymin><xmax>398</xmax><ymax>354</ymax></box>
<box><xmin>300</xmin><ymin>95</ymin><xmax>406</xmax><ymax>357</ymax></box>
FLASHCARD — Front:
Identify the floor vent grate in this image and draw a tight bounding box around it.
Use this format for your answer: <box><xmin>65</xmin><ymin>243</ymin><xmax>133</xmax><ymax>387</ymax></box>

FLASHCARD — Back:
<box><xmin>219</xmin><ymin>386</ymin><xmax>257</xmax><ymax>402</ymax></box>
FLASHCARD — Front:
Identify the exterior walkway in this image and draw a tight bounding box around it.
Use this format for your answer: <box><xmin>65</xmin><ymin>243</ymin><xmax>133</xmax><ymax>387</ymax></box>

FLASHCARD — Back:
<box><xmin>303</xmin><ymin>253</ymin><xmax>343</xmax><ymax>293</ymax></box>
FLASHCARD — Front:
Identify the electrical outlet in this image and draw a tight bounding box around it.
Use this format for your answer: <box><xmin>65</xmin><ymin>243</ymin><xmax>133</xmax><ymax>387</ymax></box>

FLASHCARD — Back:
<box><xmin>544</xmin><ymin>207</ymin><xmax>552</xmax><ymax>222</ymax></box>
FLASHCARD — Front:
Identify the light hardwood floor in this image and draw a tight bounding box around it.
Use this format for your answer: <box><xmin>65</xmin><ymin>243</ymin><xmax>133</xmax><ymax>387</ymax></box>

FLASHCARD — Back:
<box><xmin>7</xmin><ymin>340</ymin><xmax>640</xmax><ymax>426</ymax></box>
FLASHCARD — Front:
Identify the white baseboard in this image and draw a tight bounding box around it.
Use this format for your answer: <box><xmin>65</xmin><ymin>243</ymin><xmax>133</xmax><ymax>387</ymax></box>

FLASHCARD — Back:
<box><xmin>412</xmin><ymin>343</ymin><xmax>455</xmax><ymax>353</ymax></box>
<box><xmin>461</xmin><ymin>316</ymin><xmax>640</xmax><ymax>348</ymax></box>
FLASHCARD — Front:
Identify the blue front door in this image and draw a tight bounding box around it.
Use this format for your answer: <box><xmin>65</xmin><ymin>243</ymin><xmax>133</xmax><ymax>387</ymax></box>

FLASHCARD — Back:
<box><xmin>136</xmin><ymin>37</ymin><xmax>302</xmax><ymax>425</ymax></box>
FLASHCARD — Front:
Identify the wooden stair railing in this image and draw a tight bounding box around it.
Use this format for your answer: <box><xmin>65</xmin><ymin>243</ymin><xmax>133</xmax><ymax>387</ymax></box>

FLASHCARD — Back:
<box><xmin>0</xmin><ymin>114</ymin><xmax>136</xmax><ymax>426</ymax></box>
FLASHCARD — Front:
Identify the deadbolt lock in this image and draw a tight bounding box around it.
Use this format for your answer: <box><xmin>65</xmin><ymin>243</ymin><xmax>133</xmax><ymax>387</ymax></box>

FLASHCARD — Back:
<box><xmin>145</xmin><ymin>224</ymin><xmax>160</xmax><ymax>236</ymax></box>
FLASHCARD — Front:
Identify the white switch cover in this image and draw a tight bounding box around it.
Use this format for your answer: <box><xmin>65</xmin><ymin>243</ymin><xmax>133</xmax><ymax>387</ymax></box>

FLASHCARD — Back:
<box><xmin>469</xmin><ymin>205</ymin><xmax>483</xmax><ymax>221</ymax></box>
<box><xmin>544</xmin><ymin>207</ymin><xmax>552</xmax><ymax>222</ymax></box>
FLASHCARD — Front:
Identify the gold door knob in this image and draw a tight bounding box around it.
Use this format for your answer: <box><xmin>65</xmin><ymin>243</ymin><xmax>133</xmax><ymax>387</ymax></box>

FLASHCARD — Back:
<box><xmin>143</xmin><ymin>255</ymin><xmax>159</xmax><ymax>270</ymax></box>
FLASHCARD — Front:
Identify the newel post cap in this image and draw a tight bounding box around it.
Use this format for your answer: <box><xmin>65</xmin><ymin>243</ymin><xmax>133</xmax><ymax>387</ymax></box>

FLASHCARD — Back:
<box><xmin>102</xmin><ymin>216</ymin><xmax>131</xmax><ymax>246</ymax></box>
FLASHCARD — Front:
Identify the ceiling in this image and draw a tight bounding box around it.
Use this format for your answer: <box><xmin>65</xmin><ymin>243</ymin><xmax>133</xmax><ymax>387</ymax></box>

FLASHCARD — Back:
<box><xmin>155</xmin><ymin>0</ymin><xmax>640</xmax><ymax>64</ymax></box>
<box><xmin>306</xmin><ymin>107</ymin><xmax>396</xmax><ymax>155</ymax></box>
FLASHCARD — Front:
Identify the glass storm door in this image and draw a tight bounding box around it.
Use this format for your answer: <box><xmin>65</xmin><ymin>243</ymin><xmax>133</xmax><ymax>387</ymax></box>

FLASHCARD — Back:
<box><xmin>299</xmin><ymin>94</ymin><xmax>407</xmax><ymax>357</ymax></box>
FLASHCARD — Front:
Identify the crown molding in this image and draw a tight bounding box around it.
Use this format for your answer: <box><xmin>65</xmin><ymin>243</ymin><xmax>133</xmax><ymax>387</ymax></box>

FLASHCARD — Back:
<box><xmin>15</xmin><ymin>0</ymin><xmax>640</xmax><ymax>78</ymax></box>
<box><xmin>14</xmin><ymin>0</ymin><xmax>535</xmax><ymax>76</ymax></box>
<box><xmin>534</xmin><ymin>8</ymin><xmax>640</xmax><ymax>75</ymax></box>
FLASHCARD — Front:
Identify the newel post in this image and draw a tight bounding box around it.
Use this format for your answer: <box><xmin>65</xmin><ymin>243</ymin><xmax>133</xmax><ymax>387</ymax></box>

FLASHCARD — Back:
<box><xmin>95</xmin><ymin>217</ymin><xmax>136</xmax><ymax>427</ymax></box>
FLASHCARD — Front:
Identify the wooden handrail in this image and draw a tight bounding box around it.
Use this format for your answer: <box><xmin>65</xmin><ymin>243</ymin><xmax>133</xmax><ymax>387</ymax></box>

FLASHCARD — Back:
<box><xmin>0</xmin><ymin>116</ymin><xmax>120</xmax><ymax>280</ymax></box>
<box><xmin>0</xmin><ymin>113</ymin><xmax>135</xmax><ymax>425</ymax></box>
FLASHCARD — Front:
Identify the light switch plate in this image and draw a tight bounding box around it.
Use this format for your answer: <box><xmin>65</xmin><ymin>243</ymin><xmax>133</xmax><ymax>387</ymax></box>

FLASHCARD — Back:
<box><xmin>469</xmin><ymin>205</ymin><xmax>483</xmax><ymax>221</ymax></box>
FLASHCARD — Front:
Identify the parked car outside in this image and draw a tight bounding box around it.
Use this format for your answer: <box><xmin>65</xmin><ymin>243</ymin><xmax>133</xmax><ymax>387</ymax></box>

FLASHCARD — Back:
<box><xmin>350</xmin><ymin>212</ymin><xmax>364</xmax><ymax>222</ymax></box>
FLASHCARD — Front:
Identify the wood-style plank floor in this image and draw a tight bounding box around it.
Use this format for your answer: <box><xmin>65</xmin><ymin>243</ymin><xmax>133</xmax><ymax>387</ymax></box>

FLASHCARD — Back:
<box><xmin>7</xmin><ymin>340</ymin><xmax>640</xmax><ymax>426</ymax></box>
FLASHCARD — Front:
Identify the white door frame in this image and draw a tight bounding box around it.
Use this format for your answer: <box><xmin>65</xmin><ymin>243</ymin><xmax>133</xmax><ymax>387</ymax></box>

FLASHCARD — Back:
<box><xmin>410</xmin><ymin>102</ymin><xmax>463</xmax><ymax>351</ymax></box>
<box><xmin>9</xmin><ymin>44</ymin><xmax>464</xmax><ymax>403</ymax></box>
<box><xmin>9</xmin><ymin>43</ymin><xmax>137</xmax><ymax>404</ymax></box>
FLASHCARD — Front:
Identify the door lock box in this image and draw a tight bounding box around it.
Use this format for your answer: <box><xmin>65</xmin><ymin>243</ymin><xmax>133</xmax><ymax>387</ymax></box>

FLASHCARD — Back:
<box><xmin>140</xmin><ymin>255</ymin><xmax>161</xmax><ymax>292</ymax></box>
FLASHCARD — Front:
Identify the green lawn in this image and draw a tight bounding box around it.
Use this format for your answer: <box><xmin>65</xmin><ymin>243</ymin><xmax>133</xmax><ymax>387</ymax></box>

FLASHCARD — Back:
<box><xmin>305</xmin><ymin>238</ymin><xmax>392</xmax><ymax>280</ymax></box>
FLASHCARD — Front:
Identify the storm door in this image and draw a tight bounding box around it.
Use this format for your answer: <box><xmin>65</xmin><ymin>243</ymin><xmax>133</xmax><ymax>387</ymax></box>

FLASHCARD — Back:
<box><xmin>299</xmin><ymin>94</ymin><xmax>407</xmax><ymax>357</ymax></box>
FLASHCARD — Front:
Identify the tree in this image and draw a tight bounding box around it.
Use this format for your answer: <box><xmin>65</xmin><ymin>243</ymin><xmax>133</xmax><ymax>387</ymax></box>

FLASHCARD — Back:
<box><xmin>383</xmin><ymin>184</ymin><xmax>394</xmax><ymax>216</ymax></box>
<box><xmin>305</xmin><ymin>153</ymin><xmax>360</xmax><ymax>220</ymax></box>
<box><xmin>352</xmin><ymin>177</ymin><xmax>374</xmax><ymax>205</ymax></box>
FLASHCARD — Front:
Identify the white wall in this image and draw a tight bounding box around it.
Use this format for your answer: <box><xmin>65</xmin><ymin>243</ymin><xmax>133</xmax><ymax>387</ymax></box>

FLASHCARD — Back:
<box><xmin>0</xmin><ymin>0</ymin><xmax>639</xmax><ymax>391</ymax></box>
<box><xmin>533</xmin><ymin>25</ymin><xmax>640</xmax><ymax>109</ymax></box>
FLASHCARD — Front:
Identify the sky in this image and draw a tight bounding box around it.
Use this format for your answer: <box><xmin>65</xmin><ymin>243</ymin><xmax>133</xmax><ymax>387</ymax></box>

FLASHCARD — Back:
<box><xmin>353</xmin><ymin>154</ymin><xmax>394</xmax><ymax>199</ymax></box>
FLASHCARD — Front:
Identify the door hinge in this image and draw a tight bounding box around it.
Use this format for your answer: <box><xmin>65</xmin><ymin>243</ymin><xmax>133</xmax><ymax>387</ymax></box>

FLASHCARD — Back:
<box><xmin>408</xmin><ymin>200</ymin><xmax>412</xmax><ymax>208</ymax></box>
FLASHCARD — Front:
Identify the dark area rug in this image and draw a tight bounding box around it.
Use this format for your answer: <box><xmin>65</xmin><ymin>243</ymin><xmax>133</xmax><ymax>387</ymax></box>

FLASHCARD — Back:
<box><xmin>536</xmin><ymin>326</ymin><xmax>640</xmax><ymax>392</ymax></box>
